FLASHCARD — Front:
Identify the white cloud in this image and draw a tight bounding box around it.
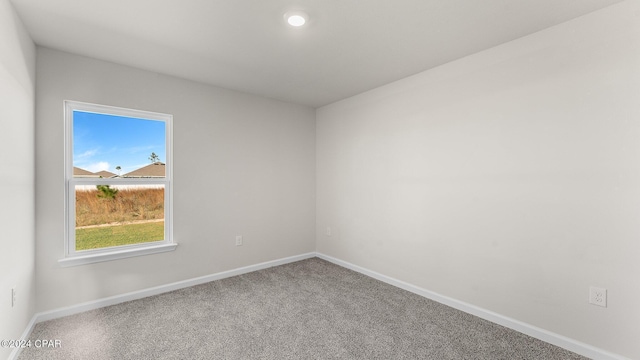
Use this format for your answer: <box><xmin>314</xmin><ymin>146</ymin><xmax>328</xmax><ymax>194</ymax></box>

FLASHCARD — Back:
<box><xmin>86</xmin><ymin>162</ymin><xmax>110</xmax><ymax>172</ymax></box>
<box><xmin>76</xmin><ymin>149</ymin><xmax>98</xmax><ymax>159</ymax></box>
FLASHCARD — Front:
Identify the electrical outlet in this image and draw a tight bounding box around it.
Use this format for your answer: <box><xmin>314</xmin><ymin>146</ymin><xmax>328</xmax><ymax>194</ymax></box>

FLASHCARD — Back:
<box><xmin>11</xmin><ymin>287</ymin><xmax>16</xmax><ymax>308</ymax></box>
<box><xmin>235</xmin><ymin>235</ymin><xmax>243</xmax><ymax>246</ymax></box>
<box><xmin>589</xmin><ymin>286</ymin><xmax>607</xmax><ymax>307</ymax></box>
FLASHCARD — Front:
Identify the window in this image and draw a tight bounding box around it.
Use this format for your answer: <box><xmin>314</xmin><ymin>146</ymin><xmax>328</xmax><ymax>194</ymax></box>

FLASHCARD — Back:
<box><xmin>61</xmin><ymin>101</ymin><xmax>176</xmax><ymax>266</ymax></box>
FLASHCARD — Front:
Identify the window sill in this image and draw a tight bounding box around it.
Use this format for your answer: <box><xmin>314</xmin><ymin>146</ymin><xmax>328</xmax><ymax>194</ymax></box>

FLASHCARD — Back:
<box><xmin>58</xmin><ymin>243</ymin><xmax>178</xmax><ymax>267</ymax></box>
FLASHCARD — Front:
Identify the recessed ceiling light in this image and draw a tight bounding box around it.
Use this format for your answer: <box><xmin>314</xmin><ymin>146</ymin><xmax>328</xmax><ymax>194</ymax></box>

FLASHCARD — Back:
<box><xmin>284</xmin><ymin>11</ymin><xmax>308</xmax><ymax>27</ymax></box>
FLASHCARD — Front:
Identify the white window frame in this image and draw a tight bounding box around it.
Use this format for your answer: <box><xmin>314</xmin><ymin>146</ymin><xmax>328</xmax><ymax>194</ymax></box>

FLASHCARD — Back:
<box><xmin>60</xmin><ymin>101</ymin><xmax>176</xmax><ymax>267</ymax></box>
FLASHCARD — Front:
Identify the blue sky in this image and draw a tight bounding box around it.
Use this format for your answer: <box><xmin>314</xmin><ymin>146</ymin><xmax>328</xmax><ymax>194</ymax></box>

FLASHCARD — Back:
<box><xmin>73</xmin><ymin>111</ymin><xmax>166</xmax><ymax>175</ymax></box>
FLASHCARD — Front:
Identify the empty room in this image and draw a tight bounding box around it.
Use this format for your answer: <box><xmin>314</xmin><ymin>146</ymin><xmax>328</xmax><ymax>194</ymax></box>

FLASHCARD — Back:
<box><xmin>1</xmin><ymin>0</ymin><xmax>638</xmax><ymax>359</ymax></box>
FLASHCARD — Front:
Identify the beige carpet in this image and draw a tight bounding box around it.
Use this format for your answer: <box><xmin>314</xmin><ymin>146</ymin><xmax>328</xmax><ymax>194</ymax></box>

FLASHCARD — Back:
<box><xmin>19</xmin><ymin>258</ymin><xmax>587</xmax><ymax>359</ymax></box>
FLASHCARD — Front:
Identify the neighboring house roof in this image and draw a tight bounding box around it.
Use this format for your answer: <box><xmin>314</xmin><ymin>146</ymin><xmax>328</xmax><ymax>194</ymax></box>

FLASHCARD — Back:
<box><xmin>94</xmin><ymin>170</ymin><xmax>117</xmax><ymax>178</ymax></box>
<box><xmin>73</xmin><ymin>166</ymin><xmax>100</xmax><ymax>177</ymax></box>
<box><xmin>123</xmin><ymin>162</ymin><xmax>165</xmax><ymax>177</ymax></box>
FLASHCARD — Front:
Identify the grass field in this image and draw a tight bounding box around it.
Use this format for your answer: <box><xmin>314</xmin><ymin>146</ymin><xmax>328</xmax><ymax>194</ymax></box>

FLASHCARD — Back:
<box><xmin>75</xmin><ymin>187</ymin><xmax>165</xmax><ymax>250</ymax></box>
<box><xmin>76</xmin><ymin>221</ymin><xmax>164</xmax><ymax>251</ymax></box>
<box><xmin>75</xmin><ymin>187</ymin><xmax>164</xmax><ymax>227</ymax></box>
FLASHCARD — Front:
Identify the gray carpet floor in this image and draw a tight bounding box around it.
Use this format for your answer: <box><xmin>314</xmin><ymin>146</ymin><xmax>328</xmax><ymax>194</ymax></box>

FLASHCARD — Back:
<box><xmin>19</xmin><ymin>258</ymin><xmax>587</xmax><ymax>359</ymax></box>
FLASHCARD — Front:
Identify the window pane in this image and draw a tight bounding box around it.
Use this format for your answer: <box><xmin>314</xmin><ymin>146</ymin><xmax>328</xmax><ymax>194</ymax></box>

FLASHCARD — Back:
<box><xmin>73</xmin><ymin>111</ymin><xmax>166</xmax><ymax>178</ymax></box>
<box><xmin>75</xmin><ymin>184</ymin><xmax>165</xmax><ymax>251</ymax></box>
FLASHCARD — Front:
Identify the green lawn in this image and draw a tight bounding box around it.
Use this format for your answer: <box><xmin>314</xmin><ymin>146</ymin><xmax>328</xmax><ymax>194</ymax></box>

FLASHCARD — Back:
<box><xmin>76</xmin><ymin>221</ymin><xmax>164</xmax><ymax>251</ymax></box>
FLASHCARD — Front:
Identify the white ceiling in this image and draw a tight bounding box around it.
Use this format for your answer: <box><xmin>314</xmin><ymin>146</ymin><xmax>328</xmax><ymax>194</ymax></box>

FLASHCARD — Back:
<box><xmin>10</xmin><ymin>0</ymin><xmax>623</xmax><ymax>107</ymax></box>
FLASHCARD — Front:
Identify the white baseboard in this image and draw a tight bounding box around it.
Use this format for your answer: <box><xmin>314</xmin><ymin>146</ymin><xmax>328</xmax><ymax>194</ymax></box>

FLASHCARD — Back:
<box><xmin>10</xmin><ymin>252</ymin><xmax>315</xmax><ymax>360</ymax></box>
<box><xmin>316</xmin><ymin>252</ymin><xmax>629</xmax><ymax>360</ymax></box>
<box><xmin>11</xmin><ymin>251</ymin><xmax>628</xmax><ymax>360</ymax></box>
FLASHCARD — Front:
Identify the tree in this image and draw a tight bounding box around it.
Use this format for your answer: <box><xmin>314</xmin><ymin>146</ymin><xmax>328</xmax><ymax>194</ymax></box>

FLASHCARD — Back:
<box><xmin>148</xmin><ymin>152</ymin><xmax>160</xmax><ymax>163</ymax></box>
<box><xmin>115</xmin><ymin>166</ymin><xmax>121</xmax><ymax>176</ymax></box>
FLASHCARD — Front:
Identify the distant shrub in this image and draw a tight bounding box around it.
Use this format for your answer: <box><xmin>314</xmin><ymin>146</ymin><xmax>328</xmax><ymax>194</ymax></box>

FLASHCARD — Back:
<box><xmin>96</xmin><ymin>184</ymin><xmax>118</xmax><ymax>199</ymax></box>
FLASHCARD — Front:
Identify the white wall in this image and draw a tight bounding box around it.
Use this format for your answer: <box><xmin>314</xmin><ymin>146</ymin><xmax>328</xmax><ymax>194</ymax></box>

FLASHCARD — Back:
<box><xmin>316</xmin><ymin>1</ymin><xmax>640</xmax><ymax>358</ymax></box>
<box><xmin>35</xmin><ymin>48</ymin><xmax>316</xmax><ymax>311</ymax></box>
<box><xmin>0</xmin><ymin>0</ymin><xmax>36</xmax><ymax>359</ymax></box>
